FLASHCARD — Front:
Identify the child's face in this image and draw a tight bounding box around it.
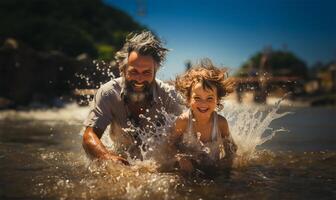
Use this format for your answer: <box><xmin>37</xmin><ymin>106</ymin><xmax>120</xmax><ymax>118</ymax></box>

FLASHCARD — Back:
<box><xmin>189</xmin><ymin>82</ymin><xmax>218</xmax><ymax>119</ymax></box>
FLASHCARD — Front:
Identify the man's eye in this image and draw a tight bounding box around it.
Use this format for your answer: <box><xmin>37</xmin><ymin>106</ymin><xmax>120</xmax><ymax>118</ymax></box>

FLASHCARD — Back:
<box><xmin>143</xmin><ymin>71</ymin><xmax>152</xmax><ymax>75</ymax></box>
<box><xmin>194</xmin><ymin>97</ymin><xmax>201</xmax><ymax>101</ymax></box>
<box><xmin>129</xmin><ymin>71</ymin><xmax>138</xmax><ymax>75</ymax></box>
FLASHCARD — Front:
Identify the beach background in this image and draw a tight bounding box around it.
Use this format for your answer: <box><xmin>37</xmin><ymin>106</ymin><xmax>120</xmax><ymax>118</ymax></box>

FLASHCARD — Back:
<box><xmin>0</xmin><ymin>0</ymin><xmax>335</xmax><ymax>199</ymax></box>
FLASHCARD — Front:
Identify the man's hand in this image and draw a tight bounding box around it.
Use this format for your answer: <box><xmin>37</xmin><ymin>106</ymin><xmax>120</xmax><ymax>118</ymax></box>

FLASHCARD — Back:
<box><xmin>83</xmin><ymin>127</ymin><xmax>129</xmax><ymax>165</ymax></box>
<box><xmin>100</xmin><ymin>153</ymin><xmax>130</xmax><ymax>165</ymax></box>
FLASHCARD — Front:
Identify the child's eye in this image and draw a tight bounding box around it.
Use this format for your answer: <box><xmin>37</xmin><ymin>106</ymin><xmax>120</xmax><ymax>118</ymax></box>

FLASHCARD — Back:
<box><xmin>207</xmin><ymin>97</ymin><xmax>214</xmax><ymax>101</ymax></box>
<box><xmin>194</xmin><ymin>97</ymin><xmax>201</xmax><ymax>101</ymax></box>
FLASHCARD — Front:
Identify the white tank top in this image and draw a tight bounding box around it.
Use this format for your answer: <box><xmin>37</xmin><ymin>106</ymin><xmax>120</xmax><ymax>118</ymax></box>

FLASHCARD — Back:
<box><xmin>182</xmin><ymin>110</ymin><xmax>225</xmax><ymax>161</ymax></box>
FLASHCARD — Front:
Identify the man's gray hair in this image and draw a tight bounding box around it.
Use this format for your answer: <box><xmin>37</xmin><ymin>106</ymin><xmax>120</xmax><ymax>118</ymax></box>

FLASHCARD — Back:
<box><xmin>115</xmin><ymin>31</ymin><xmax>169</xmax><ymax>75</ymax></box>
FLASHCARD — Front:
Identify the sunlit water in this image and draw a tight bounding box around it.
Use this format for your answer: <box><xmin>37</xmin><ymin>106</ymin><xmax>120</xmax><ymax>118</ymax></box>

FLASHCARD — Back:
<box><xmin>0</xmin><ymin>103</ymin><xmax>335</xmax><ymax>199</ymax></box>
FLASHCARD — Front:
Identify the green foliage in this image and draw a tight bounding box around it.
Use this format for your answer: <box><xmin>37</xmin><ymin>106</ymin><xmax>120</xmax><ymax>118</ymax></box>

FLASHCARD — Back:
<box><xmin>0</xmin><ymin>0</ymin><xmax>143</xmax><ymax>58</ymax></box>
<box><xmin>239</xmin><ymin>49</ymin><xmax>308</xmax><ymax>78</ymax></box>
<box><xmin>97</xmin><ymin>44</ymin><xmax>115</xmax><ymax>60</ymax></box>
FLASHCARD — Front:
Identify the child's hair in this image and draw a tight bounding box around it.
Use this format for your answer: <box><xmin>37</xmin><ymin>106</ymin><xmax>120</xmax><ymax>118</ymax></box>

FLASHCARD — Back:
<box><xmin>175</xmin><ymin>58</ymin><xmax>235</xmax><ymax>110</ymax></box>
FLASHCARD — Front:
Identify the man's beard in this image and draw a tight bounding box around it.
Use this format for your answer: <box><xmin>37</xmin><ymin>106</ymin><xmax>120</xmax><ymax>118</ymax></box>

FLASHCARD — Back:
<box><xmin>123</xmin><ymin>80</ymin><xmax>153</xmax><ymax>103</ymax></box>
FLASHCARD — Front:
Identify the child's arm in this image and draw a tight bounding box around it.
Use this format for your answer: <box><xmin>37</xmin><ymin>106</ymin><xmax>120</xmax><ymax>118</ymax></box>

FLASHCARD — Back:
<box><xmin>168</xmin><ymin>114</ymin><xmax>188</xmax><ymax>146</ymax></box>
<box><xmin>169</xmin><ymin>115</ymin><xmax>195</xmax><ymax>174</ymax></box>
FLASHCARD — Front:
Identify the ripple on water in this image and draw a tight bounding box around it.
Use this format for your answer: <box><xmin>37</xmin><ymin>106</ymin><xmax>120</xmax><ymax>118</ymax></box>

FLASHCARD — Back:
<box><xmin>2</xmin><ymin>100</ymin><xmax>335</xmax><ymax>199</ymax></box>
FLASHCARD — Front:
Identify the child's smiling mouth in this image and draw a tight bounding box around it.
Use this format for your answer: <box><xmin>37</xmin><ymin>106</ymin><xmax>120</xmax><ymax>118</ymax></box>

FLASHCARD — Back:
<box><xmin>197</xmin><ymin>107</ymin><xmax>209</xmax><ymax>113</ymax></box>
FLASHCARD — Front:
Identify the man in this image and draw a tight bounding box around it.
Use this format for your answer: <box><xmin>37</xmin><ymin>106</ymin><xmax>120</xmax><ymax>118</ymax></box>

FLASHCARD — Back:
<box><xmin>82</xmin><ymin>31</ymin><xmax>183</xmax><ymax>165</ymax></box>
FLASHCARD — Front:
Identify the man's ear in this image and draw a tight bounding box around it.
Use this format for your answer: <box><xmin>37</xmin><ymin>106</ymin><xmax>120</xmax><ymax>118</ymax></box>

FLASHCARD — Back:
<box><xmin>154</xmin><ymin>63</ymin><xmax>159</xmax><ymax>74</ymax></box>
<box><xmin>153</xmin><ymin>63</ymin><xmax>159</xmax><ymax>79</ymax></box>
<box><xmin>124</xmin><ymin>65</ymin><xmax>129</xmax><ymax>75</ymax></box>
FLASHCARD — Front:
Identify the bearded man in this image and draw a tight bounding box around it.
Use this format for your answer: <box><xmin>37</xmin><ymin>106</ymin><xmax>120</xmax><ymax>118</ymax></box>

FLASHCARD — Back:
<box><xmin>82</xmin><ymin>31</ymin><xmax>183</xmax><ymax>164</ymax></box>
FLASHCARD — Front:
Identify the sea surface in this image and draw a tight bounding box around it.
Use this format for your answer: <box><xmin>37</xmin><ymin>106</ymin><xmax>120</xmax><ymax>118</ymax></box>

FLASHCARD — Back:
<box><xmin>0</xmin><ymin>104</ymin><xmax>335</xmax><ymax>200</ymax></box>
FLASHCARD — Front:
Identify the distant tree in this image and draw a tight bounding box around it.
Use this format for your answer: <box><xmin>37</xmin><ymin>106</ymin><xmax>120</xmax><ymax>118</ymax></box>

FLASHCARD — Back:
<box><xmin>237</xmin><ymin>49</ymin><xmax>308</xmax><ymax>78</ymax></box>
<box><xmin>0</xmin><ymin>0</ymin><xmax>145</xmax><ymax>106</ymax></box>
<box><xmin>0</xmin><ymin>0</ymin><xmax>144</xmax><ymax>59</ymax></box>
<box><xmin>311</xmin><ymin>61</ymin><xmax>335</xmax><ymax>73</ymax></box>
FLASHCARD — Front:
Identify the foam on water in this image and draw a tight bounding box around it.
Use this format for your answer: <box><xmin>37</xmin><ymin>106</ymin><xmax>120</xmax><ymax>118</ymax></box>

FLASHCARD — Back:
<box><xmin>0</xmin><ymin>97</ymin><xmax>291</xmax><ymax>166</ymax></box>
<box><xmin>0</xmin><ymin>95</ymin><xmax>291</xmax><ymax>199</ymax></box>
<box><xmin>97</xmin><ymin>98</ymin><xmax>291</xmax><ymax>169</ymax></box>
<box><xmin>0</xmin><ymin>103</ymin><xmax>89</xmax><ymax>124</ymax></box>
<box><xmin>220</xmin><ymin>99</ymin><xmax>291</xmax><ymax>165</ymax></box>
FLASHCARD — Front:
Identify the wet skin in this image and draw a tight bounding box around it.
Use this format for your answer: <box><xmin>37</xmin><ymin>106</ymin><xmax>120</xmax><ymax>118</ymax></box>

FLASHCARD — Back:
<box><xmin>189</xmin><ymin>82</ymin><xmax>218</xmax><ymax>143</ymax></box>
<box><xmin>124</xmin><ymin>51</ymin><xmax>156</xmax><ymax>119</ymax></box>
<box><xmin>170</xmin><ymin>82</ymin><xmax>235</xmax><ymax>174</ymax></box>
<box><xmin>125</xmin><ymin>51</ymin><xmax>155</xmax><ymax>92</ymax></box>
<box><xmin>82</xmin><ymin>51</ymin><xmax>156</xmax><ymax>164</ymax></box>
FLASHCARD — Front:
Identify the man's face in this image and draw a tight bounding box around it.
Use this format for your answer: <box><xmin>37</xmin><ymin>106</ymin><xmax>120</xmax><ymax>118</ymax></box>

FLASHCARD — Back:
<box><xmin>125</xmin><ymin>51</ymin><xmax>156</xmax><ymax>92</ymax></box>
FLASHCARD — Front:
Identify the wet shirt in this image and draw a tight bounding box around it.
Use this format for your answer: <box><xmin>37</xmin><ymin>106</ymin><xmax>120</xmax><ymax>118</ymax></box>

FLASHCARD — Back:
<box><xmin>83</xmin><ymin>77</ymin><xmax>183</xmax><ymax>153</ymax></box>
<box><xmin>178</xmin><ymin>110</ymin><xmax>238</xmax><ymax>168</ymax></box>
<box><xmin>181</xmin><ymin>110</ymin><xmax>224</xmax><ymax>164</ymax></box>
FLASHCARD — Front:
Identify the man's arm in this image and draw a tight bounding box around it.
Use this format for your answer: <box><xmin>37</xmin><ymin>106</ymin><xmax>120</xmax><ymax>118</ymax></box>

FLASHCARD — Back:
<box><xmin>82</xmin><ymin>127</ymin><xmax>129</xmax><ymax>165</ymax></box>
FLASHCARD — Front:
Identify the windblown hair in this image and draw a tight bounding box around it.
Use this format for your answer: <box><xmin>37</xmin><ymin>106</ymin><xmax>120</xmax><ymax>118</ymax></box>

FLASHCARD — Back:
<box><xmin>115</xmin><ymin>30</ymin><xmax>169</xmax><ymax>75</ymax></box>
<box><xmin>175</xmin><ymin>58</ymin><xmax>235</xmax><ymax>110</ymax></box>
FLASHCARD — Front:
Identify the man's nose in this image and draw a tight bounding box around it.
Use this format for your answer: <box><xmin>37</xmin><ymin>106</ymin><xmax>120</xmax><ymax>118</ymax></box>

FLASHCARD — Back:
<box><xmin>134</xmin><ymin>74</ymin><xmax>145</xmax><ymax>83</ymax></box>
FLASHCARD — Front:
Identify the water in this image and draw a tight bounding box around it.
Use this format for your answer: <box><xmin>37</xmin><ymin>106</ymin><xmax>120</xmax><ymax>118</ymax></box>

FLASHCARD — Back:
<box><xmin>0</xmin><ymin>103</ymin><xmax>335</xmax><ymax>199</ymax></box>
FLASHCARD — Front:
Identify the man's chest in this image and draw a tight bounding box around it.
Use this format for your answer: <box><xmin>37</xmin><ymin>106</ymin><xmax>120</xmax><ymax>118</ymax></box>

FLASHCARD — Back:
<box><xmin>111</xmin><ymin>100</ymin><xmax>168</xmax><ymax>132</ymax></box>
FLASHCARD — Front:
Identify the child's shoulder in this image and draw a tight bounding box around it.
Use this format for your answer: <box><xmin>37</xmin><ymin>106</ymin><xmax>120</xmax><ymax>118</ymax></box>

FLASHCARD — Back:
<box><xmin>216</xmin><ymin>114</ymin><xmax>229</xmax><ymax>136</ymax></box>
<box><xmin>173</xmin><ymin>112</ymin><xmax>189</xmax><ymax>134</ymax></box>
<box><xmin>217</xmin><ymin>114</ymin><xmax>228</xmax><ymax>125</ymax></box>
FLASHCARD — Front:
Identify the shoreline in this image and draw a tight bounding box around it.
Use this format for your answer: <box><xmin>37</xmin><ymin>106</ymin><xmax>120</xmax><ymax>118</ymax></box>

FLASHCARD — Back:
<box><xmin>1</xmin><ymin>91</ymin><xmax>335</xmax><ymax>111</ymax></box>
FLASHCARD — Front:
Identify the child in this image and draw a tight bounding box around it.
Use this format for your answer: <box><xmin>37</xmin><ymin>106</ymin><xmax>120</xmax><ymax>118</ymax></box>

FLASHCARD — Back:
<box><xmin>170</xmin><ymin>58</ymin><xmax>237</xmax><ymax>175</ymax></box>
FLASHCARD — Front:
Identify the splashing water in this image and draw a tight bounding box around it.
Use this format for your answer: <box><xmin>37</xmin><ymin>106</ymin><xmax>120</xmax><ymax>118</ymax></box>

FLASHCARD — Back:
<box><xmin>71</xmin><ymin>60</ymin><xmax>291</xmax><ymax>168</ymax></box>
<box><xmin>220</xmin><ymin>99</ymin><xmax>291</xmax><ymax>165</ymax></box>
<box><xmin>3</xmin><ymin>57</ymin><xmax>334</xmax><ymax>199</ymax></box>
<box><xmin>69</xmin><ymin>97</ymin><xmax>291</xmax><ymax>199</ymax></box>
<box><xmin>0</xmin><ymin>63</ymin><xmax>292</xmax><ymax>197</ymax></box>
<box><xmin>96</xmin><ymin>97</ymin><xmax>291</xmax><ymax>171</ymax></box>
<box><xmin>0</xmin><ymin>94</ymin><xmax>292</xmax><ymax>199</ymax></box>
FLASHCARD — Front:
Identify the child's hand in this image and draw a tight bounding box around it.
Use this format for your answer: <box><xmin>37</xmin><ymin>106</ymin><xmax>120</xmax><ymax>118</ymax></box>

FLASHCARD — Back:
<box><xmin>178</xmin><ymin>157</ymin><xmax>194</xmax><ymax>174</ymax></box>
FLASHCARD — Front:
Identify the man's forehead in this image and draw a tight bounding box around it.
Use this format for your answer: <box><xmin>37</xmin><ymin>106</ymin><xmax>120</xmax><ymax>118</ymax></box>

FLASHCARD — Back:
<box><xmin>127</xmin><ymin>65</ymin><xmax>156</xmax><ymax>74</ymax></box>
<box><xmin>128</xmin><ymin>51</ymin><xmax>154</xmax><ymax>63</ymax></box>
<box><xmin>126</xmin><ymin>64</ymin><xmax>154</xmax><ymax>71</ymax></box>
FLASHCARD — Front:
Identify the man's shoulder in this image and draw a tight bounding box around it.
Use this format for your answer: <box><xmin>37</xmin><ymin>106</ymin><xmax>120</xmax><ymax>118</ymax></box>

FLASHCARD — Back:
<box><xmin>156</xmin><ymin>79</ymin><xmax>185</xmax><ymax>104</ymax></box>
<box><xmin>98</xmin><ymin>78</ymin><xmax>123</xmax><ymax>97</ymax></box>
<box><xmin>155</xmin><ymin>79</ymin><xmax>179</xmax><ymax>97</ymax></box>
<box><xmin>155</xmin><ymin>79</ymin><xmax>175</xmax><ymax>91</ymax></box>
<box><xmin>96</xmin><ymin>78</ymin><xmax>121</xmax><ymax>99</ymax></box>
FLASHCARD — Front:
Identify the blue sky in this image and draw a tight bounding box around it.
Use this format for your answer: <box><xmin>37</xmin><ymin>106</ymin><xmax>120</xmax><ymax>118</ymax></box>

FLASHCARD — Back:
<box><xmin>104</xmin><ymin>0</ymin><xmax>336</xmax><ymax>80</ymax></box>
